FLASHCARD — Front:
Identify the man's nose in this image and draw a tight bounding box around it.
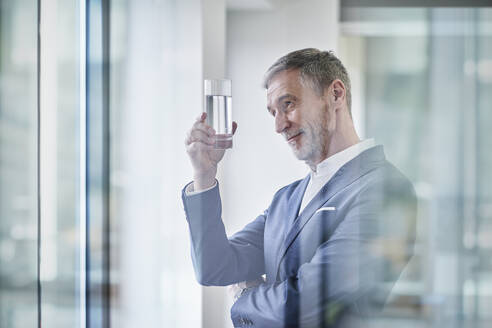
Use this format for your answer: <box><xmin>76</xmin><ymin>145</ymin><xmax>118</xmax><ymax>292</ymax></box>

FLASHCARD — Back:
<box><xmin>275</xmin><ymin>112</ymin><xmax>290</xmax><ymax>134</ymax></box>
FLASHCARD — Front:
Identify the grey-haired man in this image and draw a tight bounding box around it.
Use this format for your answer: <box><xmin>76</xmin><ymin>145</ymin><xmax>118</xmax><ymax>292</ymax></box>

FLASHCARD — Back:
<box><xmin>183</xmin><ymin>48</ymin><xmax>416</xmax><ymax>327</ymax></box>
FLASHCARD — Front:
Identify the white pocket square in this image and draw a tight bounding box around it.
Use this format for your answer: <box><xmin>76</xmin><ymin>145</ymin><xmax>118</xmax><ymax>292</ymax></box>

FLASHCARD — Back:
<box><xmin>315</xmin><ymin>206</ymin><xmax>336</xmax><ymax>214</ymax></box>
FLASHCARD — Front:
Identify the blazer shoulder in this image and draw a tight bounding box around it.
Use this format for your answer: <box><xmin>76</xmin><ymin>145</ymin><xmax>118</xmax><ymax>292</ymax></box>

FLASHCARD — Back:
<box><xmin>274</xmin><ymin>177</ymin><xmax>305</xmax><ymax>196</ymax></box>
<box><xmin>266</xmin><ymin>177</ymin><xmax>307</xmax><ymax>207</ymax></box>
<box><xmin>364</xmin><ymin>160</ymin><xmax>417</xmax><ymax>203</ymax></box>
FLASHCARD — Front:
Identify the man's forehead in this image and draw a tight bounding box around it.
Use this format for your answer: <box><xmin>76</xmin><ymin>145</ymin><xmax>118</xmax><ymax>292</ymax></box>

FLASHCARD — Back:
<box><xmin>266</xmin><ymin>70</ymin><xmax>301</xmax><ymax>99</ymax></box>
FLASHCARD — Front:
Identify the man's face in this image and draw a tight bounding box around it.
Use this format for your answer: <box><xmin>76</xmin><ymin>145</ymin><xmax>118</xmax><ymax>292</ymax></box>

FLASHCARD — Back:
<box><xmin>266</xmin><ymin>69</ymin><xmax>334</xmax><ymax>166</ymax></box>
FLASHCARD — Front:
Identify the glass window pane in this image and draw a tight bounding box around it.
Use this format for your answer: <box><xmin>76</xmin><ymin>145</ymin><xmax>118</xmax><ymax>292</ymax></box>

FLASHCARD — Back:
<box><xmin>0</xmin><ymin>0</ymin><xmax>39</xmax><ymax>327</ymax></box>
<box><xmin>476</xmin><ymin>8</ymin><xmax>492</xmax><ymax>320</ymax></box>
<box><xmin>341</xmin><ymin>6</ymin><xmax>492</xmax><ymax>328</ymax></box>
<box><xmin>39</xmin><ymin>0</ymin><xmax>82</xmax><ymax>327</ymax></box>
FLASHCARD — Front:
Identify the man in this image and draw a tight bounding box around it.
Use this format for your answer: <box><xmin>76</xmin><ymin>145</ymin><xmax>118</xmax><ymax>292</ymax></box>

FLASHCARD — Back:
<box><xmin>182</xmin><ymin>48</ymin><xmax>417</xmax><ymax>327</ymax></box>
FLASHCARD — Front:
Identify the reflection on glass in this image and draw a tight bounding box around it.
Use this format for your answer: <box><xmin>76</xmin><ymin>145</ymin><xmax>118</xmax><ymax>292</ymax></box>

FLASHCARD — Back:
<box><xmin>340</xmin><ymin>6</ymin><xmax>492</xmax><ymax>328</ymax></box>
<box><xmin>0</xmin><ymin>0</ymin><xmax>38</xmax><ymax>327</ymax></box>
<box><xmin>109</xmin><ymin>1</ymin><xmax>203</xmax><ymax>327</ymax></box>
<box><xmin>39</xmin><ymin>0</ymin><xmax>81</xmax><ymax>327</ymax></box>
<box><xmin>476</xmin><ymin>8</ymin><xmax>492</xmax><ymax>320</ymax></box>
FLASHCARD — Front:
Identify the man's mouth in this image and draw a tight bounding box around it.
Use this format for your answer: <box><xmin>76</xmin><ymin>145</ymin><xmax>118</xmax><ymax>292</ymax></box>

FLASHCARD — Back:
<box><xmin>287</xmin><ymin>132</ymin><xmax>302</xmax><ymax>143</ymax></box>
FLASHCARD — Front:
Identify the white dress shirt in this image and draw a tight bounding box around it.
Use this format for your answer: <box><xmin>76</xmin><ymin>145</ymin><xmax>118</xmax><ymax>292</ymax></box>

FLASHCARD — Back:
<box><xmin>299</xmin><ymin>139</ymin><xmax>376</xmax><ymax>214</ymax></box>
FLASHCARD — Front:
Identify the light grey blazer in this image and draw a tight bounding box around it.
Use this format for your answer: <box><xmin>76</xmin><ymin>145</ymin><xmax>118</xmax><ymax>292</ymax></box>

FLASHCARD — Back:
<box><xmin>182</xmin><ymin>146</ymin><xmax>417</xmax><ymax>327</ymax></box>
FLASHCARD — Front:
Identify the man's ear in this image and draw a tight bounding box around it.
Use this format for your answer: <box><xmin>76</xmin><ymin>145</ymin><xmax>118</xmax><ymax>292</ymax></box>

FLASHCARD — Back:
<box><xmin>331</xmin><ymin>80</ymin><xmax>346</xmax><ymax>107</ymax></box>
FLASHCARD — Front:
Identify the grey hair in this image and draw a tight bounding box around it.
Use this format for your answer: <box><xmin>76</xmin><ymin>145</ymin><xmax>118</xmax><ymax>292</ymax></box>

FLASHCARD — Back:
<box><xmin>263</xmin><ymin>48</ymin><xmax>352</xmax><ymax>113</ymax></box>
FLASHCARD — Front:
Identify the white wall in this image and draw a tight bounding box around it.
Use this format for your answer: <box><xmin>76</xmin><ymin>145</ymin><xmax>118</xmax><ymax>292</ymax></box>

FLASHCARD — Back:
<box><xmin>203</xmin><ymin>0</ymin><xmax>226</xmax><ymax>79</ymax></box>
<box><xmin>202</xmin><ymin>1</ymin><xmax>340</xmax><ymax>327</ymax></box>
<box><xmin>222</xmin><ymin>0</ymin><xmax>340</xmax><ymax>235</ymax></box>
<box><xmin>118</xmin><ymin>1</ymin><xmax>203</xmax><ymax>327</ymax></box>
<box><xmin>201</xmin><ymin>1</ymin><xmax>230</xmax><ymax>328</ymax></box>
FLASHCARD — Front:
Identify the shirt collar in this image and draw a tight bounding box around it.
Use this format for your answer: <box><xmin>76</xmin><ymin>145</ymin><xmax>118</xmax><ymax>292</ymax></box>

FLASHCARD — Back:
<box><xmin>310</xmin><ymin>138</ymin><xmax>377</xmax><ymax>177</ymax></box>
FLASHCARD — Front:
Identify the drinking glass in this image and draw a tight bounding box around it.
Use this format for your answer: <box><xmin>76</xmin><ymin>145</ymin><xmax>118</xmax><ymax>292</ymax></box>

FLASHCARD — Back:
<box><xmin>204</xmin><ymin>79</ymin><xmax>233</xmax><ymax>149</ymax></box>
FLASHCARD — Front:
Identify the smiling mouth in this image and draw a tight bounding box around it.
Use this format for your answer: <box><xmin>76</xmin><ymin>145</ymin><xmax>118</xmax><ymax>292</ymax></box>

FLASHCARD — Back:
<box><xmin>287</xmin><ymin>132</ymin><xmax>302</xmax><ymax>142</ymax></box>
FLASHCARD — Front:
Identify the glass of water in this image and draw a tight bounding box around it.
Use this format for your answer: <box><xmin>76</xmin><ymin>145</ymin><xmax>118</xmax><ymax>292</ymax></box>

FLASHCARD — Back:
<box><xmin>204</xmin><ymin>79</ymin><xmax>233</xmax><ymax>149</ymax></box>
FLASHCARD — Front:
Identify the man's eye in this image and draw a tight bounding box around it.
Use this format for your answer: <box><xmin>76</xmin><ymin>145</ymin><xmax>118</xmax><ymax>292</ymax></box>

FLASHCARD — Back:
<box><xmin>284</xmin><ymin>101</ymin><xmax>293</xmax><ymax>109</ymax></box>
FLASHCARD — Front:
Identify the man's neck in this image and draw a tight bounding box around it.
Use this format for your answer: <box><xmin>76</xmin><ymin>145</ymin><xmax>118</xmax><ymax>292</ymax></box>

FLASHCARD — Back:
<box><xmin>307</xmin><ymin>131</ymin><xmax>360</xmax><ymax>172</ymax></box>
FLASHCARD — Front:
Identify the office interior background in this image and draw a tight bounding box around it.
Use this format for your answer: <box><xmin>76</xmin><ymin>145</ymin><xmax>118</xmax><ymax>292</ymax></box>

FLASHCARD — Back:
<box><xmin>1</xmin><ymin>0</ymin><xmax>491</xmax><ymax>327</ymax></box>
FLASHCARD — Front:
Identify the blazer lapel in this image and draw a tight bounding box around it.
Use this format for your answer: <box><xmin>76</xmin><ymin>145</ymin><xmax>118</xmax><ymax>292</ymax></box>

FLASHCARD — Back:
<box><xmin>274</xmin><ymin>145</ymin><xmax>386</xmax><ymax>276</ymax></box>
<box><xmin>284</xmin><ymin>175</ymin><xmax>310</xmax><ymax>229</ymax></box>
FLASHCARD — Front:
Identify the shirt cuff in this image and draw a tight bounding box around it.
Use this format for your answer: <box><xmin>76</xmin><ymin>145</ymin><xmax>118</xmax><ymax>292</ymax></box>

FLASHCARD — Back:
<box><xmin>185</xmin><ymin>180</ymin><xmax>218</xmax><ymax>196</ymax></box>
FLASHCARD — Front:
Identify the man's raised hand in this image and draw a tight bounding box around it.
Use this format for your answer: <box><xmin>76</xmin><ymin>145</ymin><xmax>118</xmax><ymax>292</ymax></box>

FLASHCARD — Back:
<box><xmin>185</xmin><ymin>112</ymin><xmax>237</xmax><ymax>191</ymax></box>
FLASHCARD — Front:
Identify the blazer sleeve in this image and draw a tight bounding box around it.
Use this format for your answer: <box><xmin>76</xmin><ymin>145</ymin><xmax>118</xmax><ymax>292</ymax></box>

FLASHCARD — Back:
<box><xmin>230</xmin><ymin>175</ymin><xmax>417</xmax><ymax>327</ymax></box>
<box><xmin>182</xmin><ymin>181</ymin><xmax>267</xmax><ymax>286</ymax></box>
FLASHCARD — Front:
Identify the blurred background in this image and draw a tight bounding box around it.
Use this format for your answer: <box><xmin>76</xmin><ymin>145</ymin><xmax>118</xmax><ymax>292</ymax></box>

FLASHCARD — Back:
<box><xmin>0</xmin><ymin>0</ymin><xmax>491</xmax><ymax>327</ymax></box>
